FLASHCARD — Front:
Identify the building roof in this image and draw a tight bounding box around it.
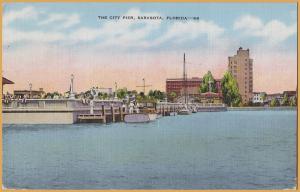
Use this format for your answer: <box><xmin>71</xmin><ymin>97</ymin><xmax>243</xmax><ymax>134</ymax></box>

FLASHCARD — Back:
<box><xmin>253</xmin><ymin>92</ymin><xmax>266</xmax><ymax>95</ymax></box>
<box><xmin>166</xmin><ymin>78</ymin><xmax>222</xmax><ymax>82</ymax></box>
<box><xmin>283</xmin><ymin>91</ymin><xmax>296</xmax><ymax>96</ymax></box>
<box><xmin>166</xmin><ymin>78</ymin><xmax>201</xmax><ymax>81</ymax></box>
<box><xmin>2</xmin><ymin>77</ymin><xmax>14</xmax><ymax>85</ymax></box>
<box><xmin>14</xmin><ymin>90</ymin><xmax>44</xmax><ymax>93</ymax></box>
<box><xmin>267</xmin><ymin>93</ymin><xmax>282</xmax><ymax>97</ymax></box>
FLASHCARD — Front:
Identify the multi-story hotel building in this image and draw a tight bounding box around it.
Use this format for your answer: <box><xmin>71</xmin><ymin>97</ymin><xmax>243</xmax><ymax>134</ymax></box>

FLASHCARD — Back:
<box><xmin>228</xmin><ymin>47</ymin><xmax>253</xmax><ymax>104</ymax></box>
<box><xmin>166</xmin><ymin>77</ymin><xmax>222</xmax><ymax>97</ymax></box>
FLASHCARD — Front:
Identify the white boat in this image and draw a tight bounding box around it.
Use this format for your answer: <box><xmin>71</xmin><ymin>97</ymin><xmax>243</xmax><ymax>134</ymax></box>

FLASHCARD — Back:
<box><xmin>156</xmin><ymin>114</ymin><xmax>163</xmax><ymax>119</ymax></box>
<box><xmin>124</xmin><ymin>113</ymin><xmax>157</xmax><ymax>123</ymax></box>
<box><xmin>192</xmin><ymin>107</ymin><xmax>197</xmax><ymax>113</ymax></box>
<box><xmin>170</xmin><ymin>112</ymin><xmax>177</xmax><ymax>116</ymax></box>
<box><xmin>178</xmin><ymin>109</ymin><xmax>191</xmax><ymax>115</ymax></box>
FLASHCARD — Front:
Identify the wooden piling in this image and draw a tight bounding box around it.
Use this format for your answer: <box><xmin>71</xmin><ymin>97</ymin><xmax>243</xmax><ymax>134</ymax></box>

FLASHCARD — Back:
<box><xmin>102</xmin><ymin>105</ymin><xmax>106</xmax><ymax>123</ymax></box>
<box><xmin>111</xmin><ymin>106</ymin><xmax>115</xmax><ymax>122</ymax></box>
<box><xmin>119</xmin><ymin>106</ymin><xmax>123</xmax><ymax>121</ymax></box>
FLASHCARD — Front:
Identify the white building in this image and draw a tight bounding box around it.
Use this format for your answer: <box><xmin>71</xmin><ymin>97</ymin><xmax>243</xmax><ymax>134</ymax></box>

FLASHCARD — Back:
<box><xmin>252</xmin><ymin>92</ymin><xmax>266</xmax><ymax>103</ymax></box>
<box><xmin>94</xmin><ymin>87</ymin><xmax>113</xmax><ymax>95</ymax></box>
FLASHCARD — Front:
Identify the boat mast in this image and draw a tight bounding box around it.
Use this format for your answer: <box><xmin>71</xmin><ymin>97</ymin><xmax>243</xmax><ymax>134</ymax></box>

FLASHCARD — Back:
<box><xmin>183</xmin><ymin>53</ymin><xmax>187</xmax><ymax>105</ymax></box>
<box><xmin>136</xmin><ymin>78</ymin><xmax>152</xmax><ymax>95</ymax></box>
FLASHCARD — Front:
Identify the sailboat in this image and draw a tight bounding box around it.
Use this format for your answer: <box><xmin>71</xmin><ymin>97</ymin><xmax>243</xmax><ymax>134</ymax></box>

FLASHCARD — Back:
<box><xmin>178</xmin><ymin>53</ymin><xmax>191</xmax><ymax>115</ymax></box>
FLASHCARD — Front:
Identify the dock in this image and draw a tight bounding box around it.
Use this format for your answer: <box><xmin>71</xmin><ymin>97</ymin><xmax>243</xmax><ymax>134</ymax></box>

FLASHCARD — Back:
<box><xmin>2</xmin><ymin>99</ymin><xmax>227</xmax><ymax>124</ymax></box>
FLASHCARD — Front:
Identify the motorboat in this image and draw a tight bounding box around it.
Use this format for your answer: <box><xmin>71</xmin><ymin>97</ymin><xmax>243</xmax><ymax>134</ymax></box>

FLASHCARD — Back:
<box><xmin>124</xmin><ymin>107</ymin><xmax>158</xmax><ymax>123</ymax></box>
<box><xmin>178</xmin><ymin>108</ymin><xmax>191</xmax><ymax>115</ymax></box>
<box><xmin>124</xmin><ymin>113</ymin><xmax>157</xmax><ymax>123</ymax></box>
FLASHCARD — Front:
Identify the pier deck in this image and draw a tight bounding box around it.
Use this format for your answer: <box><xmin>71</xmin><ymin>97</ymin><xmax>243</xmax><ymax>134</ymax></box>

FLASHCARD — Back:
<box><xmin>3</xmin><ymin>99</ymin><xmax>227</xmax><ymax>124</ymax></box>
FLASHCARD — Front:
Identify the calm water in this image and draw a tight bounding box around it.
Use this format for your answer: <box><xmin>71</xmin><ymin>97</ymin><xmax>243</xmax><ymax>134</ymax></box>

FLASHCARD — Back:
<box><xmin>3</xmin><ymin>111</ymin><xmax>296</xmax><ymax>189</ymax></box>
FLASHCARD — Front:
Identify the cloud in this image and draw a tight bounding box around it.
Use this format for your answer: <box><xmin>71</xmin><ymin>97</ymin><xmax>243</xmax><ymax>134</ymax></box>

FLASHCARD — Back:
<box><xmin>38</xmin><ymin>13</ymin><xmax>80</xmax><ymax>28</ymax></box>
<box><xmin>69</xmin><ymin>27</ymin><xmax>100</xmax><ymax>41</ymax></box>
<box><xmin>38</xmin><ymin>13</ymin><xmax>65</xmax><ymax>25</ymax></box>
<box><xmin>233</xmin><ymin>15</ymin><xmax>296</xmax><ymax>44</ymax></box>
<box><xmin>3</xmin><ymin>6</ymin><xmax>39</xmax><ymax>26</ymax></box>
<box><xmin>70</xmin><ymin>8</ymin><xmax>162</xmax><ymax>48</ymax></box>
<box><xmin>3</xmin><ymin>6</ymin><xmax>225</xmax><ymax>50</ymax></box>
<box><xmin>3</xmin><ymin>28</ymin><xmax>65</xmax><ymax>45</ymax></box>
<box><xmin>62</xmin><ymin>14</ymin><xmax>80</xmax><ymax>28</ymax></box>
<box><xmin>70</xmin><ymin>8</ymin><xmax>225</xmax><ymax>50</ymax></box>
<box><xmin>3</xmin><ymin>6</ymin><xmax>80</xmax><ymax>45</ymax></box>
<box><xmin>234</xmin><ymin>15</ymin><xmax>263</xmax><ymax>30</ymax></box>
<box><xmin>152</xmin><ymin>20</ymin><xmax>224</xmax><ymax>46</ymax></box>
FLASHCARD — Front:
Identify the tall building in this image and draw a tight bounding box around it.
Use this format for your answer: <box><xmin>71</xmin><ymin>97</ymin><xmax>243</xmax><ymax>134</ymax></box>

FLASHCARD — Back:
<box><xmin>228</xmin><ymin>47</ymin><xmax>253</xmax><ymax>104</ymax></box>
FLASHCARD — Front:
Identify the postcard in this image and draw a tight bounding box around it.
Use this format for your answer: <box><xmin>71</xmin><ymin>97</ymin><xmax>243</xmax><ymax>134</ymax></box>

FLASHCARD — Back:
<box><xmin>2</xmin><ymin>2</ymin><xmax>297</xmax><ymax>190</ymax></box>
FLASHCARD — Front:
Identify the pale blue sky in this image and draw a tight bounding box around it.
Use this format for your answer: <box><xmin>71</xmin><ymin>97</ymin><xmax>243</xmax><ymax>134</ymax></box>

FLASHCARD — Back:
<box><xmin>3</xmin><ymin>3</ymin><xmax>298</xmax><ymax>93</ymax></box>
<box><xmin>4</xmin><ymin>3</ymin><xmax>297</xmax><ymax>50</ymax></box>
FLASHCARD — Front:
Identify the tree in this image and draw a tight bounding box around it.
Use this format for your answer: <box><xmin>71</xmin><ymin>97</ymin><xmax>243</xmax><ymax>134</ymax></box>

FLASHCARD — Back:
<box><xmin>136</xmin><ymin>95</ymin><xmax>144</xmax><ymax>103</ymax></box>
<box><xmin>289</xmin><ymin>97</ymin><xmax>296</xmax><ymax>106</ymax></box>
<box><xmin>270</xmin><ymin>98</ymin><xmax>279</xmax><ymax>107</ymax></box>
<box><xmin>281</xmin><ymin>94</ymin><xmax>289</xmax><ymax>106</ymax></box>
<box><xmin>200</xmin><ymin>71</ymin><xmax>217</xmax><ymax>93</ymax></box>
<box><xmin>102</xmin><ymin>93</ymin><xmax>108</xmax><ymax>99</ymax></box>
<box><xmin>44</xmin><ymin>92</ymin><xmax>53</xmax><ymax>99</ymax></box>
<box><xmin>129</xmin><ymin>90</ymin><xmax>138</xmax><ymax>96</ymax></box>
<box><xmin>43</xmin><ymin>92</ymin><xmax>62</xmax><ymax>99</ymax></box>
<box><xmin>139</xmin><ymin>92</ymin><xmax>145</xmax><ymax>98</ymax></box>
<box><xmin>116</xmin><ymin>88</ymin><xmax>127</xmax><ymax>99</ymax></box>
<box><xmin>221</xmin><ymin>71</ymin><xmax>241</xmax><ymax>107</ymax></box>
<box><xmin>148</xmin><ymin>89</ymin><xmax>166</xmax><ymax>101</ymax></box>
<box><xmin>168</xmin><ymin>91</ymin><xmax>177</xmax><ymax>102</ymax></box>
<box><xmin>261</xmin><ymin>93</ymin><xmax>267</xmax><ymax>102</ymax></box>
<box><xmin>98</xmin><ymin>92</ymin><xmax>108</xmax><ymax>100</ymax></box>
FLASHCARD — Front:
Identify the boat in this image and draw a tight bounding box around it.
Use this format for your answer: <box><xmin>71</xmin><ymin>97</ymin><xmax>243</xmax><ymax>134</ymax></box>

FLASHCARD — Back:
<box><xmin>169</xmin><ymin>111</ymin><xmax>177</xmax><ymax>116</ymax></box>
<box><xmin>124</xmin><ymin>107</ymin><xmax>158</xmax><ymax>123</ymax></box>
<box><xmin>124</xmin><ymin>113</ymin><xmax>157</xmax><ymax>123</ymax></box>
<box><xmin>192</xmin><ymin>107</ymin><xmax>197</xmax><ymax>113</ymax></box>
<box><xmin>178</xmin><ymin>53</ymin><xmax>191</xmax><ymax>115</ymax></box>
<box><xmin>156</xmin><ymin>113</ymin><xmax>163</xmax><ymax>119</ymax></box>
<box><xmin>178</xmin><ymin>109</ymin><xmax>191</xmax><ymax>115</ymax></box>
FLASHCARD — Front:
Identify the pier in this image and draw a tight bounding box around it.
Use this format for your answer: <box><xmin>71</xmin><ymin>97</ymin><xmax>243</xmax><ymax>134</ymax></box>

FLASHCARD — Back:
<box><xmin>2</xmin><ymin>99</ymin><xmax>226</xmax><ymax>124</ymax></box>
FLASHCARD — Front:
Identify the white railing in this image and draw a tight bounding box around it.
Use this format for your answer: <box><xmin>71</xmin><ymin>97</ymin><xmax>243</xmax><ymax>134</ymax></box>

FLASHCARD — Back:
<box><xmin>2</xmin><ymin>99</ymin><xmax>123</xmax><ymax>110</ymax></box>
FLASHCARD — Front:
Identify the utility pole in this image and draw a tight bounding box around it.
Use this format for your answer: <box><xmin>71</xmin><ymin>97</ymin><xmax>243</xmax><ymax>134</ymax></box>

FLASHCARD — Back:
<box><xmin>114</xmin><ymin>82</ymin><xmax>118</xmax><ymax>99</ymax></box>
<box><xmin>69</xmin><ymin>74</ymin><xmax>75</xmax><ymax>99</ymax></box>
<box><xmin>29</xmin><ymin>83</ymin><xmax>32</xmax><ymax>99</ymax></box>
<box><xmin>136</xmin><ymin>78</ymin><xmax>152</xmax><ymax>94</ymax></box>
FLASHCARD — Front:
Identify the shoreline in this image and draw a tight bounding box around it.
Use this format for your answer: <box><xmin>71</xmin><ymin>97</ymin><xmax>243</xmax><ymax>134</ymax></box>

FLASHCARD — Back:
<box><xmin>228</xmin><ymin>106</ymin><xmax>297</xmax><ymax>111</ymax></box>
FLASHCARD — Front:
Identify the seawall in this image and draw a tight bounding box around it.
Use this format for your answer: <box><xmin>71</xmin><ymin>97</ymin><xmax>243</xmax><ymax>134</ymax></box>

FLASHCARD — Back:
<box><xmin>228</xmin><ymin>106</ymin><xmax>297</xmax><ymax>111</ymax></box>
<box><xmin>2</xmin><ymin>99</ymin><xmax>123</xmax><ymax>124</ymax></box>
